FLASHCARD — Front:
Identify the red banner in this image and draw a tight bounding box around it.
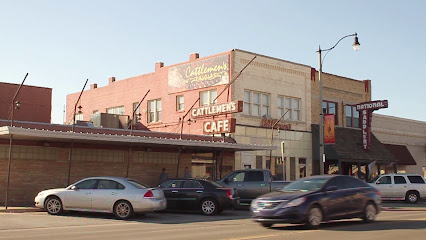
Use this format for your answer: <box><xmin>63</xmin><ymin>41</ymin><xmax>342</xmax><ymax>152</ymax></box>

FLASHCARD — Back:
<box><xmin>324</xmin><ymin>114</ymin><xmax>335</xmax><ymax>144</ymax></box>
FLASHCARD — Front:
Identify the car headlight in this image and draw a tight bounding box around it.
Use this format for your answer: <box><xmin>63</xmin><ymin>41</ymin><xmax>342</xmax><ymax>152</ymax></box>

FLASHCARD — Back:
<box><xmin>37</xmin><ymin>192</ymin><xmax>45</xmax><ymax>197</ymax></box>
<box><xmin>250</xmin><ymin>199</ymin><xmax>258</xmax><ymax>208</ymax></box>
<box><xmin>282</xmin><ymin>197</ymin><xmax>306</xmax><ymax>208</ymax></box>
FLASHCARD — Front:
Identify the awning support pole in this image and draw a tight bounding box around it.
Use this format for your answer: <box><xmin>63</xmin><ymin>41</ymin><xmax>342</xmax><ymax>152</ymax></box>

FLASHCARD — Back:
<box><xmin>220</xmin><ymin>150</ymin><xmax>225</xmax><ymax>179</ymax></box>
<box><xmin>176</xmin><ymin>148</ymin><xmax>182</xmax><ymax>178</ymax></box>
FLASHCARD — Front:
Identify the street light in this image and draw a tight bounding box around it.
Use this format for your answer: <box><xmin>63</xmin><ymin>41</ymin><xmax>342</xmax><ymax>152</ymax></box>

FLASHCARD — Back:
<box><xmin>317</xmin><ymin>33</ymin><xmax>360</xmax><ymax>175</ymax></box>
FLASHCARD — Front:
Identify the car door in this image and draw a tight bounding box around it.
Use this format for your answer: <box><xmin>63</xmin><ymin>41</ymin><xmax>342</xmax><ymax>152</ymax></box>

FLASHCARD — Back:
<box><xmin>392</xmin><ymin>176</ymin><xmax>408</xmax><ymax>199</ymax></box>
<box><xmin>223</xmin><ymin>171</ymin><xmax>248</xmax><ymax>202</ymax></box>
<box><xmin>322</xmin><ymin>177</ymin><xmax>351</xmax><ymax>219</ymax></box>
<box><xmin>91</xmin><ymin>179</ymin><xmax>125</xmax><ymax>211</ymax></box>
<box><xmin>160</xmin><ymin>180</ymin><xmax>183</xmax><ymax>210</ymax></box>
<box><xmin>64</xmin><ymin>179</ymin><xmax>97</xmax><ymax>209</ymax></box>
<box><xmin>374</xmin><ymin>176</ymin><xmax>393</xmax><ymax>198</ymax></box>
<box><xmin>243</xmin><ymin>171</ymin><xmax>270</xmax><ymax>199</ymax></box>
<box><xmin>178</xmin><ymin>180</ymin><xmax>204</xmax><ymax>210</ymax></box>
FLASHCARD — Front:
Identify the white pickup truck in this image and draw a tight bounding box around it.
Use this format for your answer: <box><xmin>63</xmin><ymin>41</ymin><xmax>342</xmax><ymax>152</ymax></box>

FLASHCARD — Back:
<box><xmin>370</xmin><ymin>173</ymin><xmax>426</xmax><ymax>203</ymax></box>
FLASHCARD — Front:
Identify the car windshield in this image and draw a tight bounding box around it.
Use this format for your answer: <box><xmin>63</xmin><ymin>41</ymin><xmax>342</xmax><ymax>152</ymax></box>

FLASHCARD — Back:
<box><xmin>126</xmin><ymin>179</ymin><xmax>148</xmax><ymax>189</ymax></box>
<box><xmin>281</xmin><ymin>178</ymin><xmax>329</xmax><ymax>192</ymax></box>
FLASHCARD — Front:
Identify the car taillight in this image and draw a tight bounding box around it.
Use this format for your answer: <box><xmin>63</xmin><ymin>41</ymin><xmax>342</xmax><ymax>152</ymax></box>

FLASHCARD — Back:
<box><xmin>144</xmin><ymin>190</ymin><xmax>154</xmax><ymax>198</ymax></box>
<box><xmin>226</xmin><ymin>189</ymin><xmax>232</xmax><ymax>199</ymax></box>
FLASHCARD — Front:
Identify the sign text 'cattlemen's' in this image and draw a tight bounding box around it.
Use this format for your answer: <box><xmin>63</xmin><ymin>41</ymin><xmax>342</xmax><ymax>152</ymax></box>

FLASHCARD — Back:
<box><xmin>261</xmin><ymin>118</ymin><xmax>291</xmax><ymax>130</ymax></box>
<box><xmin>191</xmin><ymin>101</ymin><xmax>243</xmax><ymax>119</ymax></box>
<box><xmin>203</xmin><ymin>118</ymin><xmax>236</xmax><ymax>134</ymax></box>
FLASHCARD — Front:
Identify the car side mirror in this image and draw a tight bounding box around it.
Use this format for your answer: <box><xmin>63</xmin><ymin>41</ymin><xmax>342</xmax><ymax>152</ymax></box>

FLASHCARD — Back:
<box><xmin>70</xmin><ymin>185</ymin><xmax>78</xmax><ymax>190</ymax></box>
<box><xmin>223</xmin><ymin>178</ymin><xmax>229</xmax><ymax>183</ymax></box>
<box><xmin>325</xmin><ymin>186</ymin><xmax>338</xmax><ymax>192</ymax></box>
<box><xmin>376</xmin><ymin>181</ymin><xmax>381</xmax><ymax>184</ymax></box>
<box><xmin>233</xmin><ymin>177</ymin><xmax>238</xmax><ymax>182</ymax></box>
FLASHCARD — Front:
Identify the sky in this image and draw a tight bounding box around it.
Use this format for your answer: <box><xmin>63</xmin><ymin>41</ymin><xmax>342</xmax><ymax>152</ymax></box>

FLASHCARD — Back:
<box><xmin>1</xmin><ymin>0</ymin><xmax>425</xmax><ymax>124</ymax></box>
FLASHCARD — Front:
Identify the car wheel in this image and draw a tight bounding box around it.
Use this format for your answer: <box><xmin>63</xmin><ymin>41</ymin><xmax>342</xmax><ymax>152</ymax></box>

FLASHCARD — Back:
<box><xmin>306</xmin><ymin>206</ymin><xmax>322</xmax><ymax>229</ymax></box>
<box><xmin>45</xmin><ymin>196</ymin><xmax>63</xmax><ymax>215</ymax></box>
<box><xmin>260</xmin><ymin>222</ymin><xmax>273</xmax><ymax>228</ymax></box>
<box><xmin>362</xmin><ymin>202</ymin><xmax>376</xmax><ymax>223</ymax></box>
<box><xmin>114</xmin><ymin>200</ymin><xmax>134</xmax><ymax>220</ymax></box>
<box><xmin>200</xmin><ymin>198</ymin><xmax>218</xmax><ymax>216</ymax></box>
<box><xmin>405</xmin><ymin>191</ymin><xmax>419</xmax><ymax>204</ymax></box>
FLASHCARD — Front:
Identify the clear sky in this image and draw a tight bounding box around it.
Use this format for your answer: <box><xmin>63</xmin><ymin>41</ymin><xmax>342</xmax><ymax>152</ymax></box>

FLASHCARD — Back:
<box><xmin>1</xmin><ymin>0</ymin><xmax>425</xmax><ymax>124</ymax></box>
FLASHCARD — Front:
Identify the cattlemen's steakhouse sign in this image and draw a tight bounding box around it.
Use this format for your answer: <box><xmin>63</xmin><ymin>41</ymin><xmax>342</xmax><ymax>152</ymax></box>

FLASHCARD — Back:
<box><xmin>356</xmin><ymin>100</ymin><xmax>388</xmax><ymax>150</ymax></box>
<box><xmin>203</xmin><ymin>118</ymin><xmax>236</xmax><ymax>135</ymax></box>
<box><xmin>168</xmin><ymin>54</ymin><xmax>230</xmax><ymax>94</ymax></box>
<box><xmin>191</xmin><ymin>101</ymin><xmax>243</xmax><ymax>119</ymax></box>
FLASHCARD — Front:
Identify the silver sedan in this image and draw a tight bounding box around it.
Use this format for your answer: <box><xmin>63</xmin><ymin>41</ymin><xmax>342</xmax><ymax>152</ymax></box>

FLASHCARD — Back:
<box><xmin>35</xmin><ymin>177</ymin><xmax>167</xmax><ymax>219</ymax></box>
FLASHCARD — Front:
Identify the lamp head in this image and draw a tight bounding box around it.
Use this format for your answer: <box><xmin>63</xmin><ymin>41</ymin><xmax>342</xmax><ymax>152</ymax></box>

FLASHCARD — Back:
<box><xmin>15</xmin><ymin>100</ymin><xmax>21</xmax><ymax>109</ymax></box>
<box><xmin>353</xmin><ymin>33</ymin><xmax>360</xmax><ymax>51</ymax></box>
<box><xmin>77</xmin><ymin>105</ymin><xmax>82</xmax><ymax>114</ymax></box>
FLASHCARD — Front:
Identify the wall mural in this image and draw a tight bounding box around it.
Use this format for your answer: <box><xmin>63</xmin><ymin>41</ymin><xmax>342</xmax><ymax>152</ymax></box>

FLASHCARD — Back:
<box><xmin>168</xmin><ymin>54</ymin><xmax>230</xmax><ymax>93</ymax></box>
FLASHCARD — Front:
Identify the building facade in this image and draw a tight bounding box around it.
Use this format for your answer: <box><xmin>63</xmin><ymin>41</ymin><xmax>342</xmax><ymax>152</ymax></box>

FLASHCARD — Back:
<box><xmin>372</xmin><ymin>114</ymin><xmax>426</xmax><ymax>177</ymax></box>
<box><xmin>0</xmin><ymin>82</ymin><xmax>52</xmax><ymax>123</ymax></box>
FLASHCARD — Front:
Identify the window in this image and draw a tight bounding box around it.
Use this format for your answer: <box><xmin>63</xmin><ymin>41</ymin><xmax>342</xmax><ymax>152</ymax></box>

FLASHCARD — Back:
<box><xmin>75</xmin><ymin>113</ymin><xmax>83</xmax><ymax>121</ymax></box>
<box><xmin>75</xmin><ymin>179</ymin><xmax>97</xmax><ymax>189</ymax></box>
<box><xmin>377</xmin><ymin>176</ymin><xmax>392</xmax><ymax>184</ymax></box>
<box><xmin>132</xmin><ymin>102</ymin><xmax>141</xmax><ymax>124</ymax></box>
<box><xmin>200</xmin><ymin>89</ymin><xmax>217</xmax><ymax>106</ymax></box>
<box><xmin>182</xmin><ymin>180</ymin><xmax>203</xmax><ymax>189</ymax></box>
<box><xmin>243</xmin><ymin>90</ymin><xmax>270</xmax><ymax>117</ymax></box>
<box><xmin>323</xmin><ymin>101</ymin><xmax>338</xmax><ymax>124</ymax></box>
<box><xmin>148</xmin><ymin>99</ymin><xmax>162</xmax><ymax>123</ymax></box>
<box><xmin>228</xmin><ymin>172</ymin><xmax>245</xmax><ymax>182</ymax></box>
<box><xmin>278</xmin><ymin>96</ymin><xmax>301</xmax><ymax>121</ymax></box>
<box><xmin>160</xmin><ymin>180</ymin><xmax>183</xmax><ymax>188</ymax></box>
<box><xmin>345</xmin><ymin>105</ymin><xmax>360</xmax><ymax>128</ymax></box>
<box><xmin>176</xmin><ymin>95</ymin><xmax>184</xmax><ymax>111</ymax></box>
<box><xmin>246</xmin><ymin>171</ymin><xmax>264</xmax><ymax>182</ymax></box>
<box><xmin>106</xmin><ymin>106</ymin><xmax>124</xmax><ymax>115</ymax></box>
<box><xmin>97</xmin><ymin>179</ymin><xmax>124</xmax><ymax>189</ymax></box>
<box><xmin>394</xmin><ymin>176</ymin><xmax>407</xmax><ymax>184</ymax></box>
<box><xmin>326</xmin><ymin>177</ymin><xmax>347</xmax><ymax>189</ymax></box>
<box><xmin>407</xmin><ymin>176</ymin><xmax>425</xmax><ymax>184</ymax></box>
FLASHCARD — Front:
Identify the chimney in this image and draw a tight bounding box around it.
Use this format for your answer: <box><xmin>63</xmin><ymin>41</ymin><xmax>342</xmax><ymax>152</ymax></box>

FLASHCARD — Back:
<box><xmin>90</xmin><ymin>83</ymin><xmax>98</xmax><ymax>90</ymax></box>
<box><xmin>155</xmin><ymin>62</ymin><xmax>164</xmax><ymax>71</ymax></box>
<box><xmin>109</xmin><ymin>77</ymin><xmax>116</xmax><ymax>85</ymax></box>
<box><xmin>190</xmin><ymin>53</ymin><xmax>199</xmax><ymax>61</ymax></box>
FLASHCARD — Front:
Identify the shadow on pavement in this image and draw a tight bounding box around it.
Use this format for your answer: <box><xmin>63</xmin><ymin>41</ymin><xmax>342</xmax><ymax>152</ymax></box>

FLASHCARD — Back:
<box><xmin>55</xmin><ymin>209</ymin><xmax>251</xmax><ymax>224</ymax></box>
<box><xmin>270</xmin><ymin>219</ymin><xmax>426</xmax><ymax>231</ymax></box>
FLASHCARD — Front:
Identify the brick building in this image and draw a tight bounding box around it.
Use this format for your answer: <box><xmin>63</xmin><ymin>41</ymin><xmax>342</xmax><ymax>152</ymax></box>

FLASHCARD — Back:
<box><xmin>66</xmin><ymin>49</ymin><xmax>314</xmax><ymax>181</ymax></box>
<box><xmin>0</xmin><ymin>82</ymin><xmax>52</xmax><ymax>123</ymax></box>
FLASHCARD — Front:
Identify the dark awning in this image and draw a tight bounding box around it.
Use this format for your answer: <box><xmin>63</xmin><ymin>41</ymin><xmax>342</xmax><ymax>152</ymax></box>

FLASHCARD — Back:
<box><xmin>383</xmin><ymin>144</ymin><xmax>417</xmax><ymax>165</ymax></box>
<box><xmin>312</xmin><ymin>124</ymin><xmax>397</xmax><ymax>164</ymax></box>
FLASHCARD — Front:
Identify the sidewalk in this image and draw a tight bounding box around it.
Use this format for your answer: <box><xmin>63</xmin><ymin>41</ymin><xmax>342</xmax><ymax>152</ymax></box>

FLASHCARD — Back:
<box><xmin>0</xmin><ymin>207</ymin><xmax>42</xmax><ymax>213</ymax></box>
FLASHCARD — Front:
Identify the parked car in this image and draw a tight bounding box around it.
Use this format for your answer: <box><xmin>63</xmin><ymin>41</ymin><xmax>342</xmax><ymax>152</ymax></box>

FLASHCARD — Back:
<box><xmin>35</xmin><ymin>177</ymin><xmax>167</xmax><ymax>219</ymax></box>
<box><xmin>159</xmin><ymin>178</ymin><xmax>239</xmax><ymax>215</ymax></box>
<box><xmin>217</xmin><ymin>169</ymin><xmax>290</xmax><ymax>206</ymax></box>
<box><xmin>369</xmin><ymin>173</ymin><xmax>426</xmax><ymax>203</ymax></box>
<box><xmin>250</xmin><ymin>175</ymin><xmax>381</xmax><ymax>229</ymax></box>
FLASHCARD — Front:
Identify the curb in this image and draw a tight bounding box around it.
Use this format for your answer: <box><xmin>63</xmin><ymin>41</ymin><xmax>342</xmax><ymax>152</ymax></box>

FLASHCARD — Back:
<box><xmin>0</xmin><ymin>208</ymin><xmax>43</xmax><ymax>213</ymax></box>
<box><xmin>382</xmin><ymin>207</ymin><xmax>426</xmax><ymax>212</ymax></box>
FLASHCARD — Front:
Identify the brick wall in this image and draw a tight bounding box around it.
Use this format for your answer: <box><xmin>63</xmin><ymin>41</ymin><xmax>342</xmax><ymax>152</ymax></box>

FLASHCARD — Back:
<box><xmin>0</xmin><ymin>83</ymin><xmax>52</xmax><ymax>123</ymax></box>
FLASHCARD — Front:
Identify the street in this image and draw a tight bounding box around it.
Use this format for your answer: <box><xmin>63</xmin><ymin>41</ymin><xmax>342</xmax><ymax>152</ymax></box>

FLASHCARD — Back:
<box><xmin>0</xmin><ymin>207</ymin><xmax>425</xmax><ymax>240</ymax></box>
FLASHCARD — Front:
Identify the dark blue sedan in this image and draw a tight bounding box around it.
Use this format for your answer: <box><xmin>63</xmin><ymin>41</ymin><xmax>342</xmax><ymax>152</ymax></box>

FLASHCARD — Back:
<box><xmin>251</xmin><ymin>175</ymin><xmax>381</xmax><ymax>229</ymax></box>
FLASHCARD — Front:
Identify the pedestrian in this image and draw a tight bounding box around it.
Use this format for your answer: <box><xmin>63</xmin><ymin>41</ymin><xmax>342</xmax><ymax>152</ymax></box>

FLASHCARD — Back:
<box><xmin>159</xmin><ymin>168</ymin><xmax>169</xmax><ymax>184</ymax></box>
<box><xmin>184</xmin><ymin>166</ymin><xmax>192</xmax><ymax>178</ymax></box>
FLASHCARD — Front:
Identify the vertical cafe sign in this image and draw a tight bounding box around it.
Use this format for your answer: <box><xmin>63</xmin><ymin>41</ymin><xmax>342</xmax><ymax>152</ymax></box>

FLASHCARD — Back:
<box><xmin>168</xmin><ymin>54</ymin><xmax>230</xmax><ymax>93</ymax></box>
<box><xmin>356</xmin><ymin>100</ymin><xmax>388</xmax><ymax>150</ymax></box>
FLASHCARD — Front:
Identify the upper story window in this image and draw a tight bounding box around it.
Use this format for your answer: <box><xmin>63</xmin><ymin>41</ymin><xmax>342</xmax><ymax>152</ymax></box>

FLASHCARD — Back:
<box><xmin>345</xmin><ymin>105</ymin><xmax>360</xmax><ymax>128</ymax></box>
<box><xmin>278</xmin><ymin>96</ymin><xmax>301</xmax><ymax>121</ymax></box>
<box><xmin>243</xmin><ymin>90</ymin><xmax>270</xmax><ymax>117</ymax></box>
<box><xmin>200</xmin><ymin>89</ymin><xmax>217</xmax><ymax>106</ymax></box>
<box><xmin>176</xmin><ymin>95</ymin><xmax>184</xmax><ymax>111</ymax></box>
<box><xmin>322</xmin><ymin>101</ymin><xmax>338</xmax><ymax>125</ymax></box>
<box><xmin>148</xmin><ymin>99</ymin><xmax>162</xmax><ymax>123</ymax></box>
<box><xmin>106</xmin><ymin>106</ymin><xmax>124</xmax><ymax>115</ymax></box>
<box><xmin>133</xmin><ymin>102</ymin><xmax>141</xmax><ymax>123</ymax></box>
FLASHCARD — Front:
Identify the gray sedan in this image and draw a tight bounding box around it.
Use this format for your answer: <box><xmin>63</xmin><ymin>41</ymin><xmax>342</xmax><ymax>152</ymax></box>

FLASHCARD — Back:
<box><xmin>35</xmin><ymin>177</ymin><xmax>167</xmax><ymax>219</ymax></box>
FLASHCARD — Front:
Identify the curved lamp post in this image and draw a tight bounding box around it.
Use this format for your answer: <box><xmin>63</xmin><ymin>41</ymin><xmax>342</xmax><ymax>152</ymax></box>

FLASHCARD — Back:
<box><xmin>318</xmin><ymin>33</ymin><xmax>360</xmax><ymax>175</ymax></box>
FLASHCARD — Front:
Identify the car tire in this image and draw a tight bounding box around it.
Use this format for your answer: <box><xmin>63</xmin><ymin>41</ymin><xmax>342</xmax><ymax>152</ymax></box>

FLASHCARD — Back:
<box><xmin>113</xmin><ymin>200</ymin><xmax>134</xmax><ymax>220</ymax></box>
<box><xmin>405</xmin><ymin>191</ymin><xmax>419</xmax><ymax>204</ymax></box>
<box><xmin>45</xmin><ymin>196</ymin><xmax>63</xmax><ymax>215</ymax></box>
<box><xmin>200</xmin><ymin>198</ymin><xmax>218</xmax><ymax>216</ymax></box>
<box><xmin>260</xmin><ymin>222</ymin><xmax>273</xmax><ymax>228</ymax></box>
<box><xmin>362</xmin><ymin>202</ymin><xmax>376</xmax><ymax>223</ymax></box>
<box><xmin>306</xmin><ymin>206</ymin><xmax>322</xmax><ymax>229</ymax></box>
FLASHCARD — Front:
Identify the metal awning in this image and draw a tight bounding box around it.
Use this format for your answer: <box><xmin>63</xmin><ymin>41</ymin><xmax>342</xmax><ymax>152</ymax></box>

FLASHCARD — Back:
<box><xmin>0</xmin><ymin>126</ymin><xmax>276</xmax><ymax>152</ymax></box>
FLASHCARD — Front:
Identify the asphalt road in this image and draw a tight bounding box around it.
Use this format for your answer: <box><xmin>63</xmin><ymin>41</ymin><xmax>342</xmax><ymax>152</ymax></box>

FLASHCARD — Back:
<box><xmin>0</xmin><ymin>209</ymin><xmax>425</xmax><ymax>240</ymax></box>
